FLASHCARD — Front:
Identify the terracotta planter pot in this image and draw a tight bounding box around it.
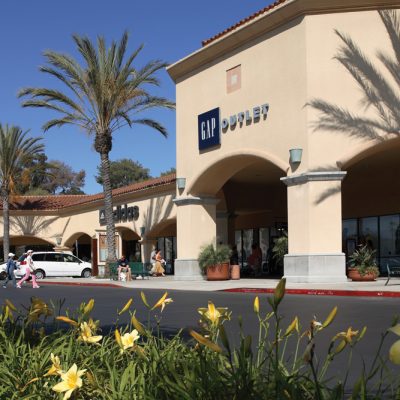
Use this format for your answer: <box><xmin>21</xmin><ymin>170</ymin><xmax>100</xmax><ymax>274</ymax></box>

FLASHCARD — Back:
<box><xmin>206</xmin><ymin>262</ymin><xmax>230</xmax><ymax>281</ymax></box>
<box><xmin>348</xmin><ymin>268</ymin><xmax>377</xmax><ymax>282</ymax></box>
<box><xmin>230</xmin><ymin>264</ymin><xmax>240</xmax><ymax>280</ymax></box>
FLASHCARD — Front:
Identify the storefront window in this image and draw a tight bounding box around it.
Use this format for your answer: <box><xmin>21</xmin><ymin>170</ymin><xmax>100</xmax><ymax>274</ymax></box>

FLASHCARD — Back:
<box><xmin>359</xmin><ymin>217</ymin><xmax>378</xmax><ymax>251</ymax></box>
<box><xmin>242</xmin><ymin>229</ymin><xmax>253</xmax><ymax>264</ymax></box>
<box><xmin>259</xmin><ymin>228</ymin><xmax>269</xmax><ymax>262</ymax></box>
<box><xmin>380</xmin><ymin>214</ymin><xmax>400</xmax><ymax>271</ymax></box>
<box><xmin>343</xmin><ymin>219</ymin><xmax>357</xmax><ymax>258</ymax></box>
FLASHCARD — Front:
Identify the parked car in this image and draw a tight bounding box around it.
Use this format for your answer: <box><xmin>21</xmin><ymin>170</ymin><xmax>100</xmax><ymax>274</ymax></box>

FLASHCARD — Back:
<box><xmin>0</xmin><ymin>252</ymin><xmax>92</xmax><ymax>280</ymax></box>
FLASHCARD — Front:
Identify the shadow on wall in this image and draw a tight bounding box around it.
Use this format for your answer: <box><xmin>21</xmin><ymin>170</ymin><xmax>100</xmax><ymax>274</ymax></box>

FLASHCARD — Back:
<box><xmin>11</xmin><ymin>215</ymin><xmax>59</xmax><ymax>236</ymax></box>
<box><xmin>137</xmin><ymin>196</ymin><xmax>174</xmax><ymax>236</ymax></box>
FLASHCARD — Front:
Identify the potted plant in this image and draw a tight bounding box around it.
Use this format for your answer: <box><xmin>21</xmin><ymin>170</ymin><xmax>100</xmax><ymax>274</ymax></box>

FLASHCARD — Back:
<box><xmin>348</xmin><ymin>245</ymin><xmax>380</xmax><ymax>281</ymax></box>
<box><xmin>198</xmin><ymin>243</ymin><xmax>231</xmax><ymax>281</ymax></box>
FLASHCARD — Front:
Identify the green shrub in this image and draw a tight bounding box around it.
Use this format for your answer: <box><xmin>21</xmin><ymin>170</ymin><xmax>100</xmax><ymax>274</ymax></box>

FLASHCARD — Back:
<box><xmin>0</xmin><ymin>283</ymin><xmax>399</xmax><ymax>399</ymax></box>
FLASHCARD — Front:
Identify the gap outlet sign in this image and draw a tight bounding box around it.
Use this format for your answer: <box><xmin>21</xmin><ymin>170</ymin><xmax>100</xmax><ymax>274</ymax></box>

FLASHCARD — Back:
<box><xmin>198</xmin><ymin>108</ymin><xmax>220</xmax><ymax>150</ymax></box>
<box><xmin>198</xmin><ymin>103</ymin><xmax>269</xmax><ymax>151</ymax></box>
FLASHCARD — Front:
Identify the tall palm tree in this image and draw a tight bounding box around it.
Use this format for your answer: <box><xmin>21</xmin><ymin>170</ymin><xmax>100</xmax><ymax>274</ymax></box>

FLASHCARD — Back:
<box><xmin>19</xmin><ymin>32</ymin><xmax>175</xmax><ymax>275</ymax></box>
<box><xmin>0</xmin><ymin>125</ymin><xmax>44</xmax><ymax>260</ymax></box>
<box><xmin>309</xmin><ymin>10</ymin><xmax>400</xmax><ymax>142</ymax></box>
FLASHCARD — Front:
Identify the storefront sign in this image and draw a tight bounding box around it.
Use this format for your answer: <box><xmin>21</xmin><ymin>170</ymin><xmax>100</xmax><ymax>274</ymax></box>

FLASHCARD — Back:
<box><xmin>198</xmin><ymin>108</ymin><xmax>220</xmax><ymax>150</ymax></box>
<box><xmin>99</xmin><ymin>204</ymin><xmax>139</xmax><ymax>225</ymax></box>
<box><xmin>198</xmin><ymin>103</ymin><xmax>269</xmax><ymax>151</ymax></box>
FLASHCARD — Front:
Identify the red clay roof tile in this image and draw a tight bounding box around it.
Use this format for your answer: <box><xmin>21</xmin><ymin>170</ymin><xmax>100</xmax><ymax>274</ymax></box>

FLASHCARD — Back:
<box><xmin>2</xmin><ymin>174</ymin><xmax>176</xmax><ymax>211</ymax></box>
<box><xmin>202</xmin><ymin>0</ymin><xmax>288</xmax><ymax>46</ymax></box>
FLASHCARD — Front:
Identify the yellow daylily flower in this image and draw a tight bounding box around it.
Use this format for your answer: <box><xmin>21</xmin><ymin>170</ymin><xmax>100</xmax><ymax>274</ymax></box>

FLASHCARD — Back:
<box><xmin>388</xmin><ymin>324</ymin><xmax>400</xmax><ymax>365</ymax></box>
<box><xmin>118</xmin><ymin>298</ymin><xmax>133</xmax><ymax>315</ymax></box>
<box><xmin>131</xmin><ymin>314</ymin><xmax>146</xmax><ymax>335</ymax></box>
<box><xmin>87</xmin><ymin>318</ymin><xmax>99</xmax><ymax>332</ymax></box>
<box><xmin>151</xmin><ymin>292</ymin><xmax>173</xmax><ymax>312</ymax></box>
<box><xmin>198</xmin><ymin>301</ymin><xmax>230</xmax><ymax>327</ymax></box>
<box><xmin>5</xmin><ymin>299</ymin><xmax>17</xmax><ymax>311</ymax></box>
<box><xmin>322</xmin><ymin>306</ymin><xmax>338</xmax><ymax>328</ymax></box>
<box><xmin>285</xmin><ymin>317</ymin><xmax>300</xmax><ymax>336</ymax></box>
<box><xmin>190</xmin><ymin>330</ymin><xmax>222</xmax><ymax>353</ymax></box>
<box><xmin>83</xmin><ymin>299</ymin><xmax>95</xmax><ymax>315</ymax></box>
<box><xmin>118</xmin><ymin>329</ymin><xmax>140</xmax><ymax>354</ymax></box>
<box><xmin>115</xmin><ymin>329</ymin><xmax>122</xmax><ymax>348</ymax></box>
<box><xmin>389</xmin><ymin>340</ymin><xmax>400</xmax><ymax>365</ymax></box>
<box><xmin>31</xmin><ymin>297</ymin><xmax>53</xmax><ymax>317</ymax></box>
<box><xmin>140</xmin><ymin>291</ymin><xmax>150</xmax><ymax>308</ymax></box>
<box><xmin>253</xmin><ymin>296</ymin><xmax>260</xmax><ymax>314</ymax></box>
<box><xmin>79</xmin><ymin>322</ymin><xmax>102</xmax><ymax>344</ymax></box>
<box><xmin>19</xmin><ymin>377</ymin><xmax>41</xmax><ymax>392</ymax></box>
<box><xmin>52</xmin><ymin>364</ymin><xmax>86</xmax><ymax>400</ymax></box>
<box><xmin>388</xmin><ymin>324</ymin><xmax>400</xmax><ymax>337</ymax></box>
<box><xmin>56</xmin><ymin>316</ymin><xmax>78</xmax><ymax>326</ymax></box>
<box><xmin>333</xmin><ymin>327</ymin><xmax>359</xmax><ymax>344</ymax></box>
<box><xmin>4</xmin><ymin>305</ymin><xmax>13</xmax><ymax>321</ymax></box>
<box><xmin>44</xmin><ymin>353</ymin><xmax>63</xmax><ymax>376</ymax></box>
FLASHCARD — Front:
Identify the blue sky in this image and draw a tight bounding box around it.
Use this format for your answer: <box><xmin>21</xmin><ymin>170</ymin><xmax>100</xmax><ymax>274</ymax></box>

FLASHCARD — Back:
<box><xmin>0</xmin><ymin>1</ymin><xmax>272</xmax><ymax>194</ymax></box>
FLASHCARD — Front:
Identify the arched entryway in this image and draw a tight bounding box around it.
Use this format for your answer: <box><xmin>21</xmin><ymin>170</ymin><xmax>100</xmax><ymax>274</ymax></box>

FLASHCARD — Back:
<box><xmin>147</xmin><ymin>218</ymin><xmax>177</xmax><ymax>275</ymax></box>
<box><xmin>64</xmin><ymin>233</ymin><xmax>92</xmax><ymax>262</ymax></box>
<box><xmin>176</xmin><ymin>152</ymin><xmax>287</xmax><ymax>279</ymax></box>
<box><xmin>341</xmin><ymin>138</ymin><xmax>400</xmax><ymax>274</ymax></box>
<box><xmin>116</xmin><ymin>227</ymin><xmax>141</xmax><ymax>262</ymax></box>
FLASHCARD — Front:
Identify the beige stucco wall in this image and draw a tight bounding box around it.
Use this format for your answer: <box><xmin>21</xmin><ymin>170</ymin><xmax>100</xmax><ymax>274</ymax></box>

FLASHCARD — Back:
<box><xmin>169</xmin><ymin>2</ymin><xmax>399</xmax><ymax>277</ymax></box>
<box><xmin>1</xmin><ymin>187</ymin><xmax>176</xmax><ymax>263</ymax></box>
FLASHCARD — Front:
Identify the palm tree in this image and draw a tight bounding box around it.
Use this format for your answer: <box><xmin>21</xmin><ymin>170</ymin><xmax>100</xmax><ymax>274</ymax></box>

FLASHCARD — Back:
<box><xmin>0</xmin><ymin>125</ymin><xmax>44</xmax><ymax>260</ymax></box>
<box><xmin>18</xmin><ymin>32</ymin><xmax>175</xmax><ymax>275</ymax></box>
<box><xmin>309</xmin><ymin>10</ymin><xmax>400</xmax><ymax>142</ymax></box>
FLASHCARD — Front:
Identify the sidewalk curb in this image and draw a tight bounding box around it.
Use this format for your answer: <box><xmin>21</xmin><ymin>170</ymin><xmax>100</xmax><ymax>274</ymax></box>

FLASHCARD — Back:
<box><xmin>40</xmin><ymin>281</ymin><xmax>121</xmax><ymax>288</ymax></box>
<box><xmin>223</xmin><ymin>288</ymin><xmax>400</xmax><ymax>297</ymax></box>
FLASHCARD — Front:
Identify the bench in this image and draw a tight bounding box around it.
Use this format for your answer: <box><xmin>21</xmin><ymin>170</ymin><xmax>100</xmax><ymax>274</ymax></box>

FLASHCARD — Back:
<box><xmin>130</xmin><ymin>262</ymin><xmax>150</xmax><ymax>280</ymax></box>
<box><xmin>385</xmin><ymin>265</ymin><xmax>400</xmax><ymax>286</ymax></box>
<box><xmin>109</xmin><ymin>262</ymin><xmax>150</xmax><ymax>280</ymax></box>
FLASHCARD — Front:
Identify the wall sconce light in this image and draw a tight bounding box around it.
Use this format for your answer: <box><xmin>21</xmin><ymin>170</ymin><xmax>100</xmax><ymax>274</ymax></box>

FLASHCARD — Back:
<box><xmin>140</xmin><ymin>226</ymin><xmax>145</xmax><ymax>236</ymax></box>
<box><xmin>289</xmin><ymin>148</ymin><xmax>303</xmax><ymax>164</ymax></box>
<box><xmin>176</xmin><ymin>177</ymin><xmax>186</xmax><ymax>190</ymax></box>
<box><xmin>56</xmin><ymin>237</ymin><xmax>62</xmax><ymax>246</ymax></box>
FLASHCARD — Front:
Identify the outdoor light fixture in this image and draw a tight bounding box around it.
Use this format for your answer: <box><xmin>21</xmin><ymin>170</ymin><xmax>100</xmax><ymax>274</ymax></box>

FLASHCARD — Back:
<box><xmin>56</xmin><ymin>237</ymin><xmax>62</xmax><ymax>246</ymax></box>
<box><xmin>176</xmin><ymin>177</ymin><xmax>186</xmax><ymax>190</ymax></box>
<box><xmin>289</xmin><ymin>148</ymin><xmax>303</xmax><ymax>164</ymax></box>
<box><xmin>140</xmin><ymin>226</ymin><xmax>145</xmax><ymax>236</ymax></box>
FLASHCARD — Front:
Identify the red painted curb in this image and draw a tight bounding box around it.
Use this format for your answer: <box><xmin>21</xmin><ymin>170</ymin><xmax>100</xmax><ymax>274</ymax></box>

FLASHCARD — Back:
<box><xmin>39</xmin><ymin>281</ymin><xmax>121</xmax><ymax>288</ymax></box>
<box><xmin>222</xmin><ymin>288</ymin><xmax>400</xmax><ymax>297</ymax></box>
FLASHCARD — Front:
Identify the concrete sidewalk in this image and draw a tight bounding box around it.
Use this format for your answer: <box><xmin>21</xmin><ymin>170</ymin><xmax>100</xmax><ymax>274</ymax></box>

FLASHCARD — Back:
<box><xmin>38</xmin><ymin>276</ymin><xmax>400</xmax><ymax>296</ymax></box>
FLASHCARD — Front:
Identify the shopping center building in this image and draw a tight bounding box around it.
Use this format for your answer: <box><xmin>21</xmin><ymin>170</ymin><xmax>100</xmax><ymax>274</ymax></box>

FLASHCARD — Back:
<box><xmin>1</xmin><ymin>0</ymin><xmax>400</xmax><ymax>282</ymax></box>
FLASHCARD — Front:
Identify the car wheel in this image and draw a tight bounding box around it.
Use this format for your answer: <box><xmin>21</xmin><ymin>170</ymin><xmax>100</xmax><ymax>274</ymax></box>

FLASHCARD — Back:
<box><xmin>35</xmin><ymin>269</ymin><xmax>45</xmax><ymax>280</ymax></box>
<box><xmin>0</xmin><ymin>271</ymin><xmax>6</xmax><ymax>280</ymax></box>
<box><xmin>82</xmin><ymin>269</ymin><xmax>92</xmax><ymax>278</ymax></box>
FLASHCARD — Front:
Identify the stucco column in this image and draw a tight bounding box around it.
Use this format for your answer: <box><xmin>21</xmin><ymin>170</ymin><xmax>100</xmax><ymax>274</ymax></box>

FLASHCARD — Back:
<box><xmin>140</xmin><ymin>238</ymin><xmax>156</xmax><ymax>265</ymax></box>
<box><xmin>173</xmin><ymin>196</ymin><xmax>218</xmax><ymax>280</ymax></box>
<box><xmin>281</xmin><ymin>171</ymin><xmax>348</xmax><ymax>283</ymax></box>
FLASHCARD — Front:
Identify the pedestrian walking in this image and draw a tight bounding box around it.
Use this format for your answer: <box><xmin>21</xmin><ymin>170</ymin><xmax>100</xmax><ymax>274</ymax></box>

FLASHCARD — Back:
<box><xmin>3</xmin><ymin>252</ymin><xmax>17</xmax><ymax>288</ymax></box>
<box><xmin>17</xmin><ymin>249</ymin><xmax>40</xmax><ymax>289</ymax></box>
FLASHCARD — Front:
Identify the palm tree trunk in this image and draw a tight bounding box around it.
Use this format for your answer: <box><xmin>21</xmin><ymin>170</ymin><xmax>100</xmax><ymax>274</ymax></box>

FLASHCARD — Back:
<box><xmin>1</xmin><ymin>187</ymin><xmax>10</xmax><ymax>261</ymax></box>
<box><xmin>100</xmin><ymin>151</ymin><xmax>116</xmax><ymax>277</ymax></box>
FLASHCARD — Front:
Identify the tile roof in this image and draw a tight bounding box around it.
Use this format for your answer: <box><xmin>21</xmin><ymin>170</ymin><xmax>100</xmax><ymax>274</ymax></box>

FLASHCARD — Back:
<box><xmin>202</xmin><ymin>0</ymin><xmax>288</xmax><ymax>47</ymax></box>
<box><xmin>3</xmin><ymin>174</ymin><xmax>176</xmax><ymax>211</ymax></box>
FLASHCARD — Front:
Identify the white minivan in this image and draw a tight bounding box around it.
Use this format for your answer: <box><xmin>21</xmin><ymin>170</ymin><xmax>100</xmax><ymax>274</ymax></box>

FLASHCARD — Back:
<box><xmin>0</xmin><ymin>252</ymin><xmax>92</xmax><ymax>280</ymax></box>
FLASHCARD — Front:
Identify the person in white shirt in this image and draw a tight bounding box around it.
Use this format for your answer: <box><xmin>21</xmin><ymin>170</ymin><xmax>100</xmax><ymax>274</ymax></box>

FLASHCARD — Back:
<box><xmin>17</xmin><ymin>250</ymin><xmax>40</xmax><ymax>289</ymax></box>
